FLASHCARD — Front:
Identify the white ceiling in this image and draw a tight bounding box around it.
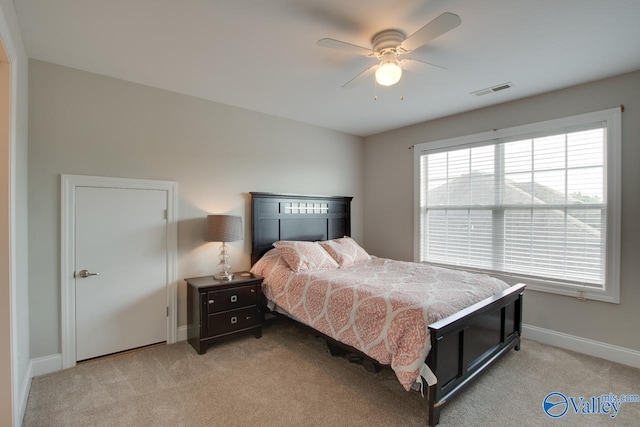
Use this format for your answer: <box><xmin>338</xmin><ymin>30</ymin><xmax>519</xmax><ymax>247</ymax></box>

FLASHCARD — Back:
<box><xmin>14</xmin><ymin>0</ymin><xmax>640</xmax><ymax>137</ymax></box>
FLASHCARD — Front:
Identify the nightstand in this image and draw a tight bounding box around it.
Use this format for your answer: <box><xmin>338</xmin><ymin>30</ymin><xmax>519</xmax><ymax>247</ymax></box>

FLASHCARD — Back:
<box><xmin>186</xmin><ymin>272</ymin><xmax>263</xmax><ymax>355</ymax></box>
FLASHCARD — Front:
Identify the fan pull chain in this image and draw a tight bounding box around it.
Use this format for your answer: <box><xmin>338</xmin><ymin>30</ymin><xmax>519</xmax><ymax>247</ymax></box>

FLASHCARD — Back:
<box><xmin>400</xmin><ymin>75</ymin><xmax>404</xmax><ymax>101</ymax></box>
<box><xmin>374</xmin><ymin>78</ymin><xmax>378</xmax><ymax>101</ymax></box>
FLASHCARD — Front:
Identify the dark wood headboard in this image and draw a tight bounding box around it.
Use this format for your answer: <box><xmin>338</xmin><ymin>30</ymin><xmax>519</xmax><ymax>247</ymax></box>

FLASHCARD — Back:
<box><xmin>250</xmin><ymin>192</ymin><xmax>353</xmax><ymax>265</ymax></box>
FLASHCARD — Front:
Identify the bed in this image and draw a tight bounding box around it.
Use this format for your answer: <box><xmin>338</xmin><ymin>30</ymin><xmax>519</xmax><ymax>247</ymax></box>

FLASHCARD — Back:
<box><xmin>250</xmin><ymin>192</ymin><xmax>525</xmax><ymax>426</ymax></box>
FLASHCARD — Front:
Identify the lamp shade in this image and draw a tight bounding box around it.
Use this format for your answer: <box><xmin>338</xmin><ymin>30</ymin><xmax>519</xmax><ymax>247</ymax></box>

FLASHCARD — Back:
<box><xmin>205</xmin><ymin>215</ymin><xmax>243</xmax><ymax>243</ymax></box>
<box><xmin>375</xmin><ymin>61</ymin><xmax>402</xmax><ymax>86</ymax></box>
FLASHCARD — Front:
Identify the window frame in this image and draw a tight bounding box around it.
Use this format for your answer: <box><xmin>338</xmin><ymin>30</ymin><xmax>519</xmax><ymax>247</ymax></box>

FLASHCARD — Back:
<box><xmin>413</xmin><ymin>108</ymin><xmax>621</xmax><ymax>303</ymax></box>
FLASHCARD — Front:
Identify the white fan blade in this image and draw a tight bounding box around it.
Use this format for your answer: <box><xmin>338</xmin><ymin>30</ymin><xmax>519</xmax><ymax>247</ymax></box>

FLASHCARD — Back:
<box><xmin>399</xmin><ymin>12</ymin><xmax>461</xmax><ymax>53</ymax></box>
<box><xmin>401</xmin><ymin>58</ymin><xmax>448</xmax><ymax>72</ymax></box>
<box><xmin>342</xmin><ymin>64</ymin><xmax>378</xmax><ymax>88</ymax></box>
<box><xmin>318</xmin><ymin>38</ymin><xmax>374</xmax><ymax>56</ymax></box>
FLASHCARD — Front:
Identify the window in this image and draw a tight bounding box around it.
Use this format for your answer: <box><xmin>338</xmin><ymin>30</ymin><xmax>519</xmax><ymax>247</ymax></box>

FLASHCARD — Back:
<box><xmin>413</xmin><ymin>108</ymin><xmax>621</xmax><ymax>302</ymax></box>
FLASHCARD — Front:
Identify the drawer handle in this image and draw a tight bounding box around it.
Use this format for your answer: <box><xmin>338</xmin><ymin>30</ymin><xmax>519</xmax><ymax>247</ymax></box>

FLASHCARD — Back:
<box><xmin>231</xmin><ymin>316</ymin><xmax>238</xmax><ymax>324</ymax></box>
<box><xmin>230</xmin><ymin>295</ymin><xmax>238</xmax><ymax>303</ymax></box>
<box><xmin>251</xmin><ymin>289</ymin><xmax>255</xmax><ymax>293</ymax></box>
<box><xmin>246</xmin><ymin>316</ymin><xmax>252</xmax><ymax>320</ymax></box>
<box><xmin>209</xmin><ymin>299</ymin><xmax>215</xmax><ymax>304</ymax></box>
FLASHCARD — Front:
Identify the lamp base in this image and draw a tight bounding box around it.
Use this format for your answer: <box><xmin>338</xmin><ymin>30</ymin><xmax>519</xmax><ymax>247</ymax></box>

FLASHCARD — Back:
<box><xmin>215</xmin><ymin>242</ymin><xmax>233</xmax><ymax>281</ymax></box>
<box><xmin>215</xmin><ymin>271</ymin><xmax>234</xmax><ymax>281</ymax></box>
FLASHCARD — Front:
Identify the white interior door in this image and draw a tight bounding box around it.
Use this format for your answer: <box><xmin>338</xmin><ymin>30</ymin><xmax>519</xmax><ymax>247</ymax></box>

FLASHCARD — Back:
<box><xmin>75</xmin><ymin>186</ymin><xmax>168</xmax><ymax>361</ymax></box>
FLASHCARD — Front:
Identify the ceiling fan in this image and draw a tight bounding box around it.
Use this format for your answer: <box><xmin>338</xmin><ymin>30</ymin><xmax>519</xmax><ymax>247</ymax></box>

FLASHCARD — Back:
<box><xmin>317</xmin><ymin>12</ymin><xmax>461</xmax><ymax>88</ymax></box>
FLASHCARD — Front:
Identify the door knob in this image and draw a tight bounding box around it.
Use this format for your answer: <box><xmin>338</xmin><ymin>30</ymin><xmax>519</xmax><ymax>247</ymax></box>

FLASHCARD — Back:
<box><xmin>76</xmin><ymin>269</ymin><xmax>100</xmax><ymax>278</ymax></box>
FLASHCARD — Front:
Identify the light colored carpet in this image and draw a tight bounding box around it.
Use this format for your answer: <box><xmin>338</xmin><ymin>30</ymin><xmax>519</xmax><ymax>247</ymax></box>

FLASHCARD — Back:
<box><xmin>23</xmin><ymin>318</ymin><xmax>640</xmax><ymax>426</ymax></box>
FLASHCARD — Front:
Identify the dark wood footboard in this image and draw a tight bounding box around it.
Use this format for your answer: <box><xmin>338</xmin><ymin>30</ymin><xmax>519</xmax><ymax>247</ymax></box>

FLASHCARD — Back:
<box><xmin>425</xmin><ymin>282</ymin><xmax>526</xmax><ymax>426</ymax></box>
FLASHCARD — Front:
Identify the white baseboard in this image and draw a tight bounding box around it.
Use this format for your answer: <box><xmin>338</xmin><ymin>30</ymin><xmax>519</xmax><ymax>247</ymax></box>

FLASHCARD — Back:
<box><xmin>16</xmin><ymin>361</ymin><xmax>32</xmax><ymax>427</ymax></box>
<box><xmin>31</xmin><ymin>353</ymin><xmax>63</xmax><ymax>377</ymax></box>
<box><xmin>31</xmin><ymin>330</ymin><xmax>188</xmax><ymax>380</ymax></box>
<box><xmin>31</xmin><ymin>326</ymin><xmax>637</xmax><ymax>376</ymax></box>
<box><xmin>522</xmin><ymin>324</ymin><xmax>640</xmax><ymax>369</ymax></box>
<box><xmin>177</xmin><ymin>325</ymin><xmax>187</xmax><ymax>342</ymax></box>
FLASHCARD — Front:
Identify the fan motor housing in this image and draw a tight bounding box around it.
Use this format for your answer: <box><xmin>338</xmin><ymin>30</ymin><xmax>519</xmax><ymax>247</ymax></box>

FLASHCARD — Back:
<box><xmin>371</xmin><ymin>29</ymin><xmax>405</xmax><ymax>53</ymax></box>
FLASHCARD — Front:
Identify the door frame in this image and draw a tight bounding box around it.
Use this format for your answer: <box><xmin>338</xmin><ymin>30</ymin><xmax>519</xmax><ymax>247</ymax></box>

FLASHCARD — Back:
<box><xmin>0</xmin><ymin>7</ymin><xmax>20</xmax><ymax>426</ymax></box>
<box><xmin>61</xmin><ymin>174</ymin><xmax>178</xmax><ymax>369</ymax></box>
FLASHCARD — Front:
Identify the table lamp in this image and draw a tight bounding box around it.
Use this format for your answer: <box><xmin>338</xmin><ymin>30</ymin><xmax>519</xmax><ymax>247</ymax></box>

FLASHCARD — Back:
<box><xmin>205</xmin><ymin>214</ymin><xmax>243</xmax><ymax>280</ymax></box>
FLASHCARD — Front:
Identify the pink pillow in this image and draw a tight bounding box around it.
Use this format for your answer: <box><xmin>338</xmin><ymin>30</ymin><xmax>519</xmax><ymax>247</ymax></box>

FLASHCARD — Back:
<box><xmin>250</xmin><ymin>248</ymin><xmax>290</xmax><ymax>278</ymax></box>
<box><xmin>319</xmin><ymin>237</ymin><xmax>371</xmax><ymax>267</ymax></box>
<box><xmin>273</xmin><ymin>241</ymin><xmax>339</xmax><ymax>272</ymax></box>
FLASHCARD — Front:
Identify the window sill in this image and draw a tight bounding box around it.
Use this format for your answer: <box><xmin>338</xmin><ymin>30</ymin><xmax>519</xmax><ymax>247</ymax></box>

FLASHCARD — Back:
<box><xmin>418</xmin><ymin>260</ymin><xmax>620</xmax><ymax>304</ymax></box>
<box><xmin>488</xmin><ymin>269</ymin><xmax>619</xmax><ymax>304</ymax></box>
<box><xmin>516</xmin><ymin>279</ymin><xmax>619</xmax><ymax>304</ymax></box>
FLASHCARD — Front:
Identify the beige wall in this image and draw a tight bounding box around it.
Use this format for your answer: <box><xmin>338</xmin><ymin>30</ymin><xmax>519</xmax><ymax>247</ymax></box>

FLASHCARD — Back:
<box><xmin>0</xmin><ymin>0</ymin><xmax>29</xmax><ymax>424</ymax></box>
<box><xmin>0</xmin><ymin>28</ymin><xmax>12</xmax><ymax>424</ymax></box>
<box><xmin>27</xmin><ymin>55</ymin><xmax>640</xmax><ymax>361</ymax></box>
<box><xmin>28</xmin><ymin>59</ymin><xmax>364</xmax><ymax>358</ymax></box>
<box><xmin>364</xmin><ymin>70</ymin><xmax>640</xmax><ymax>351</ymax></box>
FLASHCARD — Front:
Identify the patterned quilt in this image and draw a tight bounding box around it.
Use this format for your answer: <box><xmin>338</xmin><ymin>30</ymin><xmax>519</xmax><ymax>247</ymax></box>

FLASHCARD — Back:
<box><xmin>250</xmin><ymin>249</ymin><xmax>509</xmax><ymax>390</ymax></box>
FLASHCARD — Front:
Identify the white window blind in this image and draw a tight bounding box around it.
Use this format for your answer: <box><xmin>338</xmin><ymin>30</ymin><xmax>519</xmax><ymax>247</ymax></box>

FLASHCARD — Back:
<box><xmin>414</xmin><ymin>109</ymin><xmax>621</xmax><ymax>302</ymax></box>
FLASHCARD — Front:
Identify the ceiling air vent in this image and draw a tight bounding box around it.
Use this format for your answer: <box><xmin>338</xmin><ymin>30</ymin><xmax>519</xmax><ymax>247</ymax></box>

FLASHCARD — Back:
<box><xmin>471</xmin><ymin>82</ymin><xmax>514</xmax><ymax>97</ymax></box>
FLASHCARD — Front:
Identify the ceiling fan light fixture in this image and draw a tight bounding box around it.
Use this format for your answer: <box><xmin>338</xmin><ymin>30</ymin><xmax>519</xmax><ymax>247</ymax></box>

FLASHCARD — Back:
<box><xmin>318</xmin><ymin>13</ymin><xmax>461</xmax><ymax>90</ymax></box>
<box><xmin>375</xmin><ymin>61</ymin><xmax>402</xmax><ymax>86</ymax></box>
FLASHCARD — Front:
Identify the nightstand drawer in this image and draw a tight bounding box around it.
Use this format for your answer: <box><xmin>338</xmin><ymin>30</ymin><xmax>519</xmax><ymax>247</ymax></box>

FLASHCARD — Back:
<box><xmin>207</xmin><ymin>285</ymin><xmax>257</xmax><ymax>313</ymax></box>
<box><xmin>207</xmin><ymin>306</ymin><xmax>259</xmax><ymax>336</ymax></box>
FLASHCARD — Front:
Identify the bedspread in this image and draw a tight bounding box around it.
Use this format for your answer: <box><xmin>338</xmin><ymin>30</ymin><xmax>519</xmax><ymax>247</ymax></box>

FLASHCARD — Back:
<box><xmin>250</xmin><ymin>249</ymin><xmax>509</xmax><ymax>390</ymax></box>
